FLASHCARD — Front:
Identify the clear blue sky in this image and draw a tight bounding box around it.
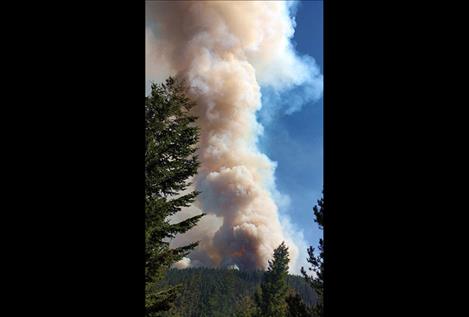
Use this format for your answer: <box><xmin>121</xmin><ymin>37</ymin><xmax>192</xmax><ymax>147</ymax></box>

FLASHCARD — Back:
<box><xmin>258</xmin><ymin>0</ymin><xmax>323</xmax><ymax>247</ymax></box>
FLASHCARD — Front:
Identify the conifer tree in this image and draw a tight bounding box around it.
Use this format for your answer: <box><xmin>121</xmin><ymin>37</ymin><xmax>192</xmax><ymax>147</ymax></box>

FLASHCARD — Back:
<box><xmin>145</xmin><ymin>77</ymin><xmax>205</xmax><ymax>316</ymax></box>
<box><xmin>256</xmin><ymin>242</ymin><xmax>290</xmax><ymax>317</ymax></box>
<box><xmin>301</xmin><ymin>194</ymin><xmax>324</xmax><ymax>317</ymax></box>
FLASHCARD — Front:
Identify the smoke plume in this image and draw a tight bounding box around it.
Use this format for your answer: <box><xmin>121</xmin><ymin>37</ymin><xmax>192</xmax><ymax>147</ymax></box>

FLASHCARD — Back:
<box><xmin>146</xmin><ymin>1</ymin><xmax>323</xmax><ymax>273</ymax></box>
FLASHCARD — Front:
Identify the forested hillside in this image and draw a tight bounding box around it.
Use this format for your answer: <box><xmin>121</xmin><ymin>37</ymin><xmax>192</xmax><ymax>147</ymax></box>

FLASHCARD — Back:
<box><xmin>158</xmin><ymin>268</ymin><xmax>317</xmax><ymax>317</ymax></box>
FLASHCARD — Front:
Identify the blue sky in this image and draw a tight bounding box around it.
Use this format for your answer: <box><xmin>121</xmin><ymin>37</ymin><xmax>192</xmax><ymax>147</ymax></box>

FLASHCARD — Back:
<box><xmin>258</xmin><ymin>1</ymin><xmax>323</xmax><ymax>247</ymax></box>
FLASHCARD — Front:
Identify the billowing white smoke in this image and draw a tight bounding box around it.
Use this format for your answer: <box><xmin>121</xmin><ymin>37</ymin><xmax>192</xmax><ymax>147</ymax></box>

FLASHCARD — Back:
<box><xmin>146</xmin><ymin>1</ymin><xmax>322</xmax><ymax>273</ymax></box>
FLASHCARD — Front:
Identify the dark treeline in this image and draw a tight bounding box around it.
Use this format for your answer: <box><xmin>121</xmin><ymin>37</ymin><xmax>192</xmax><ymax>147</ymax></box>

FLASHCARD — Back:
<box><xmin>158</xmin><ymin>268</ymin><xmax>317</xmax><ymax>317</ymax></box>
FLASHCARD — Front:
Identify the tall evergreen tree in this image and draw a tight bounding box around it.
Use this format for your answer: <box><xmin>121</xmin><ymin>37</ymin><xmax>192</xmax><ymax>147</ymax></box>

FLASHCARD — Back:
<box><xmin>256</xmin><ymin>242</ymin><xmax>290</xmax><ymax>317</ymax></box>
<box><xmin>145</xmin><ymin>77</ymin><xmax>205</xmax><ymax>316</ymax></box>
<box><xmin>301</xmin><ymin>193</ymin><xmax>324</xmax><ymax>317</ymax></box>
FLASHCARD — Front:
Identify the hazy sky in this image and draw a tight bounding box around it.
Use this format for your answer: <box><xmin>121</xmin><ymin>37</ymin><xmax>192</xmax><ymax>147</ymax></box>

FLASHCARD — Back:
<box><xmin>258</xmin><ymin>0</ymin><xmax>323</xmax><ymax>247</ymax></box>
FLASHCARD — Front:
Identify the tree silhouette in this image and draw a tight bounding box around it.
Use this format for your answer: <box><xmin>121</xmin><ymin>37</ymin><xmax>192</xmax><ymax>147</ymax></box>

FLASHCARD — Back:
<box><xmin>256</xmin><ymin>242</ymin><xmax>290</xmax><ymax>317</ymax></box>
<box><xmin>145</xmin><ymin>77</ymin><xmax>205</xmax><ymax>316</ymax></box>
<box><xmin>301</xmin><ymin>193</ymin><xmax>324</xmax><ymax>317</ymax></box>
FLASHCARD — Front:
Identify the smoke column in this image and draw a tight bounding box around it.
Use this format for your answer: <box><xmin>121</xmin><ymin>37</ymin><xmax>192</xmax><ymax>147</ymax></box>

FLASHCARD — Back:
<box><xmin>146</xmin><ymin>1</ymin><xmax>323</xmax><ymax>272</ymax></box>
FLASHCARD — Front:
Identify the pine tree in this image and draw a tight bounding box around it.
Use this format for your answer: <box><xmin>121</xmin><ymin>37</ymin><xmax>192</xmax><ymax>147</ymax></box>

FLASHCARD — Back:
<box><xmin>301</xmin><ymin>193</ymin><xmax>324</xmax><ymax>317</ymax></box>
<box><xmin>145</xmin><ymin>77</ymin><xmax>205</xmax><ymax>316</ymax></box>
<box><xmin>256</xmin><ymin>242</ymin><xmax>290</xmax><ymax>317</ymax></box>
